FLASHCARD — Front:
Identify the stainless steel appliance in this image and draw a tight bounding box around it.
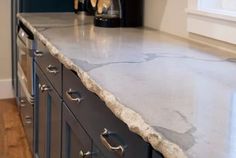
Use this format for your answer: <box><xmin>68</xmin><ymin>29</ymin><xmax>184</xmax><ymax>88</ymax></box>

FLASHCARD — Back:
<box><xmin>11</xmin><ymin>0</ymin><xmax>74</xmax><ymax>155</ymax></box>
<box><xmin>17</xmin><ymin>22</ymin><xmax>35</xmax><ymax>152</ymax></box>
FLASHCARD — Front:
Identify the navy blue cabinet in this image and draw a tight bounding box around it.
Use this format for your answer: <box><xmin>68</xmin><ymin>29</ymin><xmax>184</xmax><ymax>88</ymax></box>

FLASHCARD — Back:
<box><xmin>34</xmin><ymin>55</ymin><xmax>165</xmax><ymax>158</ymax></box>
<box><xmin>34</xmin><ymin>39</ymin><xmax>63</xmax><ymax>158</ymax></box>
<box><xmin>35</xmin><ymin>66</ymin><xmax>62</xmax><ymax>158</ymax></box>
<box><xmin>63</xmin><ymin>67</ymin><xmax>151</xmax><ymax>158</ymax></box>
<box><xmin>35</xmin><ymin>67</ymin><xmax>48</xmax><ymax>158</ymax></box>
<box><xmin>32</xmin><ymin>37</ymin><xmax>164</xmax><ymax>158</ymax></box>
<box><xmin>62</xmin><ymin>104</ymin><xmax>93</xmax><ymax>158</ymax></box>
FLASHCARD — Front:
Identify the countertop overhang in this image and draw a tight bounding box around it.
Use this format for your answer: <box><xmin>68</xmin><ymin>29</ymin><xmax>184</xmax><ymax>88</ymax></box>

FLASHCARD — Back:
<box><xmin>17</xmin><ymin>13</ymin><xmax>236</xmax><ymax>158</ymax></box>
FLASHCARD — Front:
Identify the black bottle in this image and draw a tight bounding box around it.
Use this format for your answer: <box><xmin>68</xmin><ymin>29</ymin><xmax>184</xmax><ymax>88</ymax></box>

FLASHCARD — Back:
<box><xmin>74</xmin><ymin>0</ymin><xmax>79</xmax><ymax>13</ymax></box>
<box><xmin>78</xmin><ymin>0</ymin><xmax>86</xmax><ymax>12</ymax></box>
<box><xmin>85</xmin><ymin>0</ymin><xmax>95</xmax><ymax>15</ymax></box>
<box><xmin>74</xmin><ymin>0</ymin><xmax>95</xmax><ymax>15</ymax></box>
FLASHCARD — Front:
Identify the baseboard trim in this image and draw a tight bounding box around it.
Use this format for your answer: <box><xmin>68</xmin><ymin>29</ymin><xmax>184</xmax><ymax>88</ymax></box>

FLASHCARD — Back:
<box><xmin>0</xmin><ymin>79</ymin><xmax>14</xmax><ymax>99</ymax></box>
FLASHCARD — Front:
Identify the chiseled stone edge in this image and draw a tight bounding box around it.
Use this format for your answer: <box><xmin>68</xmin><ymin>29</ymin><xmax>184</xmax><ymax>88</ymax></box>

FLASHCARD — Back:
<box><xmin>17</xmin><ymin>14</ymin><xmax>187</xmax><ymax>158</ymax></box>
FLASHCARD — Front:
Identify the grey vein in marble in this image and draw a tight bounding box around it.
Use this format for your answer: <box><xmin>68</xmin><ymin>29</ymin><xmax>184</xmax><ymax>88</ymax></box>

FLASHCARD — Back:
<box><xmin>17</xmin><ymin>13</ymin><xmax>236</xmax><ymax>158</ymax></box>
<box><xmin>153</xmin><ymin>126</ymin><xmax>196</xmax><ymax>151</ymax></box>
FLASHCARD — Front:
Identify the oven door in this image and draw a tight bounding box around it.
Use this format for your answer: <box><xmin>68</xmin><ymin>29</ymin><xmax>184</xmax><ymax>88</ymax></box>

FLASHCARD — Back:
<box><xmin>17</xmin><ymin>27</ymin><xmax>34</xmax><ymax>96</ymax></box>
<box><xmin>18</xmin><ymin>69</ymin><xmax>34</xmax><ymax>152</ymax></box>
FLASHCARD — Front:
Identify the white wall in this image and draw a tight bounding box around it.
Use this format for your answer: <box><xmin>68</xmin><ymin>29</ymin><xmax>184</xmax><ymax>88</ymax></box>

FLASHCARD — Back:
<box><xmin>144</xmin><ymin>0</ymin><xmax>188</xmax><ymax>37</ymax></box>
<box><xmin>0</xmin><ymin>0</ymin><xmax>13</xmax><ymax>99</ymax></box>
<box><xmin>222</xmin><ymin>0</ymin><xmax>236</xmax><ymax>11</ymax></box>
<box><xmin>144</xmin><ymin>0</ymin><xmax>236</xmax><ymax>53</ymax></box>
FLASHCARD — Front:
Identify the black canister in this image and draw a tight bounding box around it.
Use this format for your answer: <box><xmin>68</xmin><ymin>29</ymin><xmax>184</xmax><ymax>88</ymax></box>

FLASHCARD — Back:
<box><xmin>94</xmin><ymin>0</ymin><xmax>122</xmax><ymax>27</ymax></box>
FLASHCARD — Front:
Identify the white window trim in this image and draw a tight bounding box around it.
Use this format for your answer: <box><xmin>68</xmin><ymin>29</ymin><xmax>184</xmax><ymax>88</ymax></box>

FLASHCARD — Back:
<box><xmin>186</xmin><ymin>0</ymin><xmax>236</xmax><ymax>44</ymax></box>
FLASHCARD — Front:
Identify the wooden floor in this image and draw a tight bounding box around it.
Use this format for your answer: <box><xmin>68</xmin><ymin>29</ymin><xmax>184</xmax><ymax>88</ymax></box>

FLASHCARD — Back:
<box><xmin>0</xmin><ymin>99</ymin><xmax>32</xmax><ymax>158</ymax></box>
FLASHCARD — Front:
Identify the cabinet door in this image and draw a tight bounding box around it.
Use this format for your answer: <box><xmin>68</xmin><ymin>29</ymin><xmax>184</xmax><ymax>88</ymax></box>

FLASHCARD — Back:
<box><xmin>35</xmin><ymin>70</ymin><xmax>48</xmax><ymax>158</ymax></box>
<box><xmin>35</xmin><ymin>67</ymin><xmax>62</xmax><ymax>158</ymax></box>
<box><xmin>62</xmin><ymin>104</ymin><xmax>92</xmax><ymax>158</ymax></box>
<box><xmin>49</xmin><ymin>86</ymin><xmax>62</xmax><ymax>158</ymax></box>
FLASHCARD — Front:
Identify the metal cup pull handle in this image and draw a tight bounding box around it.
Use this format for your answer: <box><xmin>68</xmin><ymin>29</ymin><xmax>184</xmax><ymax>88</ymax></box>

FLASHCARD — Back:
<box><xmin>20</xmin><ymin>103</ymin><xmax>26</xmax><ymax>107</ymax></box>
<box><xmin>46</xmin><ymin>65</ymin><xmax>59</xmax><ymax>74</ymax></box>
<box><xmin>66</xmin><ymin>89</ymin><xmax>83</xmax><ymax>103</ymax></box>
<box><xmin>40</xmin><ymin>84</ymin><xmax>51</xmax><ymax>92</ymax></box>
<box><xmin>79</xmin><ymin>150</ymin><xmax>92</xmax><ymax>158</ymax></box>
<box><xmin>100</xmin><ymin>128</ymin><xmax>126</xmax><ymax>156</ymax></box>
<box><xmin>25</xmin><ymin>116</ymin><xmax>32</xmax><ymax>124</ymax></box>
<box><xmin>20</xmin><ymin>99</ymin><xmax>26</xmax><ymax>107</ymax></box>
<box><xmin>34</xmin><ymin>50</ymin><xmax>44</xmax><ymax>57</ymax></box>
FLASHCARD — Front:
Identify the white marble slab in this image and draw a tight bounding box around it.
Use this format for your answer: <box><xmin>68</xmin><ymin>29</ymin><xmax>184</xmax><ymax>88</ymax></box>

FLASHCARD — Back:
<box><xmin>18</xmin><ymin>13</ymin><xmax>236</xmax><ymax>158</ymax></box>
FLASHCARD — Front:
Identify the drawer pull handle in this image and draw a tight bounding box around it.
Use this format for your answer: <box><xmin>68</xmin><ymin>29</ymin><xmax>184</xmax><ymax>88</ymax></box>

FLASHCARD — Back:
<box><xmin>46</xmin><ymin>65</ymin><xmax>59</xmax><ymax>74</ymax></box>
<box><xmin>25</xmin><ymin>116</ymin><xmax>32</xmax><ymax>124</ymax></box>
<box><xmin>34</xmin><ymin>50</ymin><xmax>44</xmax><ymax>57</ymax></box>
<box><xmin>100</xmin><ymin>128</ymin><xmax>126</xmax><ymax>156</ymax></box>
<box><xmin>40</xmin><ymin>84</ymin><xmax>51</xmax><ymax>92</ymax></box>
<box><xmin>20</xmin><ymin>99</ymin><xmax>26</xmax><ymax>107</ymax></box>
<box><xmin>66</xmin><ymin>89</ymin><xmax>83</xmax><ymax>103</ymax></box>
<box><xmin>20</xmin><ymin>103</ymin><xmax>26</xmax><ymax>107</ymax></box>
<box><xmin>25</xmin><ymin>120</ymin><xmax>32</xmax><ymax>124</ymax></box>
<box><xmin>79</xmin><ymin>150</ymin><xmax>92</xmax><ymax>158</ymax></box>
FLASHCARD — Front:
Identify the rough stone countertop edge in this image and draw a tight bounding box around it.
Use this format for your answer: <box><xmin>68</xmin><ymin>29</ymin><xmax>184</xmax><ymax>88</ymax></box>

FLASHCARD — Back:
<box><xmin>17</xmin><ymin>13</ymin><xmax>187</xmax><ymax>158</ymax></box>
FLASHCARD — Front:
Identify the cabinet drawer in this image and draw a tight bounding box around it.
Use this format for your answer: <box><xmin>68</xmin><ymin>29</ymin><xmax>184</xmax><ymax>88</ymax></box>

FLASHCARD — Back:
<box><xmin>34</xmin><ymin>40</ymin><xmax>62</xmax><ymax>96</ymax></box>
<box><xmin>63</xmin><ymin>67</ymin><xmax>150</xmax><ymax>158</ymax></box>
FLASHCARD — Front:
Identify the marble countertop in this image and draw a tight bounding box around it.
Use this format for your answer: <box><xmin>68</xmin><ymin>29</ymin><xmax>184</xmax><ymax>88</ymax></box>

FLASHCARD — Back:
<box><xmin>18</xmin><ymin>13</ymin><xmax>236</xmax><ymax>158</ymax></box>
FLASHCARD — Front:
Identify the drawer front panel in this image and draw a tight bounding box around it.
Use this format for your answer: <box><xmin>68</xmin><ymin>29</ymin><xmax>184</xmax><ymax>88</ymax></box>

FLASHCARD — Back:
<box><xmin>63</xmin><ymin>67</ymin><xmax>150</xmax><ymax>158</ymax></box>
<box><xmin>35</xmin><ymin>40</ymin><xmax>62</xmax><ymax>96</ymax></box>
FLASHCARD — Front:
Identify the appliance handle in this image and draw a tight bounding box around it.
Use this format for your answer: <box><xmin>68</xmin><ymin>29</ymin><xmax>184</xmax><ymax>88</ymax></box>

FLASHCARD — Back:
<box><xmin>17</xmin><ymin>28</ymin><xmax>34</xmax><ymax>49</ymax></box>
<box><xmin>17</xmin><ymin>35</ymin><xmax>27</xmax><ymax>52</ymax></box>
<box><xmin>24</xmin><ymin>116</ymin><xmax>33</xmax><ymax>124</ymax></box>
